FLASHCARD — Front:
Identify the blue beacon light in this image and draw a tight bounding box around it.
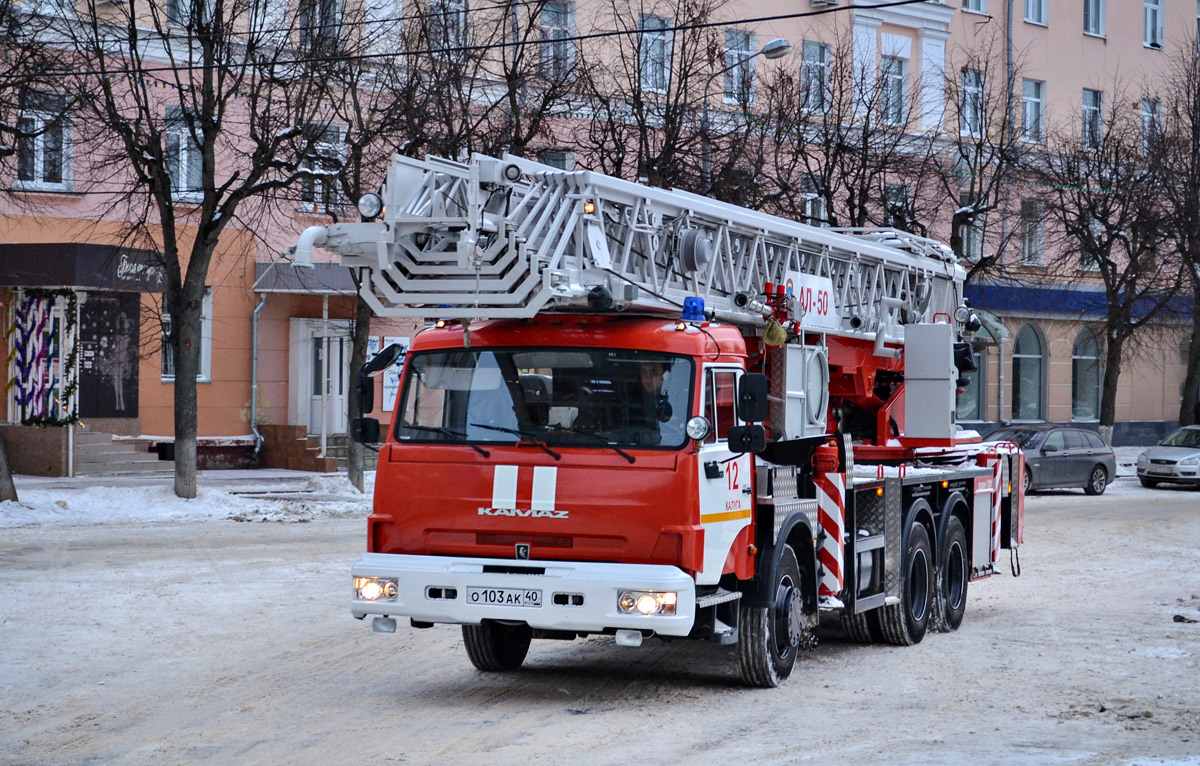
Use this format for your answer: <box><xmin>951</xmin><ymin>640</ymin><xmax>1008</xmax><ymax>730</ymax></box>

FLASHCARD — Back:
<box><xmin>680</xmin><ymin>297</ymin><xmax>706</xmax><ymax>322</ymax></box>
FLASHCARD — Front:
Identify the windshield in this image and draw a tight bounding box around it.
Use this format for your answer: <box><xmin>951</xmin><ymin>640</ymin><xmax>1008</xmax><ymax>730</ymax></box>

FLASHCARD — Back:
<box><xmin>988</xmin><ymin>428</ymin><xmax>1044</xmax><ymax>448</ymax></box>
<box><xmin>1161</xmin><ymin>428</ymin><xmax>1200</xmax><ymax>448</ymax></box>
<box><xmin>396</xmin><ymin>348</ymin><xmax>694</xmax><ymax>449</ymax></box>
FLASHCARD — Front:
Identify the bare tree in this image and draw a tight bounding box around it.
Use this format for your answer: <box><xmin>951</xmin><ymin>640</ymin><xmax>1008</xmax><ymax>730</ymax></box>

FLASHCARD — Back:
<box><xmin>1159</xmin><ymin>38</ymin><xmax>1200</xmax><ymax>426</ymax></box>
<box><xmin>49</xmin><ymin>0</ymin><xmax>335</xmax><ymax>497</ymax></box>
<box><xmin>1033</xmin><ymin>85</ymin><xmax>1181</xmax><ymax>428</ymax></box>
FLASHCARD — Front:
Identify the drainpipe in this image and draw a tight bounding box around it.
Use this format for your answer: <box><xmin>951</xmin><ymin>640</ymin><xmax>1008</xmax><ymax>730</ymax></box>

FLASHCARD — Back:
<box><xmin>251</xmin><ymin>293</ymin><xmax>267</xmax><ymax>455</ymax></box>
<box><xmin>320</xmin><ymin>295</ymin><xmax>329</xmax><ymax>459</ymax></box>
<box><xmin>998</xmin><ymin>335</ymin><xmax>1007</xmax><ymax>425</ymax></box>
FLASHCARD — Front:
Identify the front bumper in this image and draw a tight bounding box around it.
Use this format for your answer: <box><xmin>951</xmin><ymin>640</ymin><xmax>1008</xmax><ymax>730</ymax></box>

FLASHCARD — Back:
<box><xmin>1138</xmin><ymin>466</ymin><xmax>1200</xmax><ymax>484</ymax></box>
<box><xmin>350</xmin><ymin>553</ymin><xmax>697</xmax><ymax>636</ymax></box>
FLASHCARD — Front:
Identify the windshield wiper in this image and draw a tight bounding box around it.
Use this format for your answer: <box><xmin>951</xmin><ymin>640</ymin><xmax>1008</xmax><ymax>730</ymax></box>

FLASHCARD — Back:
<box><xmin>400</xmin><ymin>423</ymin><xmax>490</xmax><ymax>457</ymax></box>
<box><xmin>546</xmin><ymin>425</ymin><xmax>636</xmax><ymax>464</ymax></box>
<box><xmin>469</xmin><ymin>423</ymin><xmax>561</xmax><ymax>461</ymax></box>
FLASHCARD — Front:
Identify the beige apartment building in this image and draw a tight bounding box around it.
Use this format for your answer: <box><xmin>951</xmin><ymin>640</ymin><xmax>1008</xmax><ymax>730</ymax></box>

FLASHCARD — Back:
<box><xmin>2</xmin><ymin>0</ymin><xmax>1194</xmax><ymax>476</ymax></box>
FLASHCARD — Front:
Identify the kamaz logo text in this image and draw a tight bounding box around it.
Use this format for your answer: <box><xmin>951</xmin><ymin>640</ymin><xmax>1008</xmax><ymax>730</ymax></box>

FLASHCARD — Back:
<box><xmin>479</xmin><ymin>507</ymin><xmax>569</xmax><ymax>519</ymax></box>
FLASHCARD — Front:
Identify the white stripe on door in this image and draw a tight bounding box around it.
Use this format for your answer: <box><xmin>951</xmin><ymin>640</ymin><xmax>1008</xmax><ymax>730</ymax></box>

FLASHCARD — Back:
<box><xmin>531</xmin><ymin>467</ymin><xmax>558</xmax><ymax>511</ymax></box>
<box><xmin>492</xmin><ymin>465</ymin><xmax>518</xmax><ymax>509</ymax></box>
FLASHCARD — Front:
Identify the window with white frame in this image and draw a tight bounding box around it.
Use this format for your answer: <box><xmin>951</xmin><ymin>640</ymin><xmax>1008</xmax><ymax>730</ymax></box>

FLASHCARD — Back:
<box><xmin>1072</xmin><ymin>328</ymin><xmax>1101</xmax><ymax>421</ymax></box>
<box><xmin>1079</xmin><ymin>211</ymin><xmax>1102</xmax><ymax>270</ymax></box>
<box><xmin>956</xmin><ymin>333</ymin><xmax>989</xmax><ymax>422</ymax></box>
<box><xmin>165</xmin><ymin>106</ymin><xmax>202</xmax><ymax>203</ymax></box>
<box><xmin>1144</xmin><ymin>0</ymin><xmax>1163</xmax><ymax>48</ymax></box>
<box><xmin>639</xmin><ymin>15</ymin><xmax>671</xmax><ymax>93</ymax></box>
<box><xmin>167</xmin><ymin>0</ymin><xmax>213</xmax><ymax>27</ymax></box>
<box><xmin>959</xmin><ymin>192</ymin><xmax>984</xmax><ymax>261</ymax></box>
<box><xmin>431</xmin><ymin>0</ymin><xmax>467</xmax><ymax>58</ymax></box>
<box><xmin>962</xmin><ymin>0</ymin><xmax>986</xmax><ymax>13</ymax></box>
<box><xmin>881</xmin><ymin>55</ymin><xmax>907</xmax><ymax>126</ymax></box>
<box><xmin>1020</xmin><ymin>198</ymin><xmax>1044</xmax><ymax>265</ymax></box>
<box><xmin>1022</xmin><ymin>79</ymin><xmax>1045</xmax><ymax>143</ymax></box>
<box><xmin>15</xmin><ymin>91</ymin><xmax>70</xmax><ymax>192</ymax></box>
<box><xmin>1024</xmin><ymin>0</ymin><xmax>1047</xmax><ymax>24</ymax></box>
<box><xmin>538</xmin><ymin>148</ymin><xmax>574</xmax><ymax>170</ymax></box>
<box><xmin>1012</xmin><ymin>323</ymin><xmax>1045</xmax><ymax>421</ymax></box>
<box><xmin>297</xmin><ymin>0</ymin><xmax>340</xmax><ymax>49</ymax></box>
<box><xmin>801</xmin><ymin>41</ymin><xmax>831</xmax><ymax>114</ymax></box>
<box><xmin>300</xmin><ymin>124</ymin><xmax>345</xmax><ymax>213</ymax></box>
<box><xmin>162</xmin><ymin>287</ymin><xmax>213</xmax><ymax>382</ymax></box>
<box><xmin>961</xmin><ymin>69</ymin><xmax>984</xmax><ymax>137</ymax></box>
<box><xmin>1142</xmin><ymin>98</ymin><xmax>1162</xmax><ymax>154</ymax></box>
<box><xmin>1084</xmin><ymin>0</ymin><xmax>1105</xmax><ymax>36</ymax></box>
<box><xmin>539</xmin><ymin>1</ymin><xmax>574</xmax><ymax>81</ymax></box>
<box><xmin>1082</xmin><ymin>88</ymin><xmax>1103</xmax><ymax>150</ymax></box>
<box><xmin>802</xmin><ymin>179</ymin><xmax>827</xmax><ymax>226</ymax></box>
<box><xmin>724</xmin><ymin>29</ymin><xmax>756</xmax><ymax>104</ymax></box>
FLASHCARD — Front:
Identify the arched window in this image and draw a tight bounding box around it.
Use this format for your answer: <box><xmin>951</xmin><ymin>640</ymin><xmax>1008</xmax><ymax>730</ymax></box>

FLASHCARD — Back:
<box><xmin>1012</xmin><ymin>324</ymin><xmax>1045</xmax><ymax>421</ymax></box>
<box><xmin>956</xmin><ymin>327</ymin><xmax>992</xmax><ymax>422</ymax></box>
<box><xmin>1072</xmin><ymin>329</ymin><xmax>1101</xmax><ymax>421</ymax></box>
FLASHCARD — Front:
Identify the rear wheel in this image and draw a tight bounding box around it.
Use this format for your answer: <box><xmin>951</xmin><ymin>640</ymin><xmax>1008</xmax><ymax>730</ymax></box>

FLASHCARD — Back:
<box><xmin>876</xmin><ymin>523</ymin><xmax>932</xmax><ymax>646</ymax></box>
<box><xmin>462</xmin><ymin>621</ymin><xmax>532</xmax><ymax>671</ymax></box>
<box><xmin>1140</xmin><ymin>477</ymin><xmax>1160</xmax><ymax>488</ymax></box>
<box><xmin>738</xmin><ymin>545</ymin><xmax>805</xmax><ymax>687</ymax></box>
<box><xmin>940</xmin><ymin>516</ymin><xmax>969</xmax><ymax>631</ymax></box>
<box><xmin>1083</xmin><ymin>465</ymin><xmax>1108</xmax><ymax>496</ymax></box>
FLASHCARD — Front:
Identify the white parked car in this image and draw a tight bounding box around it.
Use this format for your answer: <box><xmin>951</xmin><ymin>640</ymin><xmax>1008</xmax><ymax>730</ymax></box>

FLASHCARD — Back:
<box><xmin>1137</xmin><ymin>426</ymin><xmax>1200</xmax><ymax>488</ymax></box>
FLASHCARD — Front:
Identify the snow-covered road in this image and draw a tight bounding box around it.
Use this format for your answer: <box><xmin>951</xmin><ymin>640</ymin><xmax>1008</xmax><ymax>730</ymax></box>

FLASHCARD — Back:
<box><xmin>1</xmin><ymin>473</ymin><xmax>1198</xmax><ymax>765</ymax></box>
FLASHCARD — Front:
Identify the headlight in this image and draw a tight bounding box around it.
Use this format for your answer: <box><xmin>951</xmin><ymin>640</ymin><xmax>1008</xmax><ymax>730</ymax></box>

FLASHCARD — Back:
<box><xmin>1137</xmin><ymin>454</ymin><xmax>1149</xmax><ymax>466</ymax></box>
<box><xmin>686</xmin><ymin>416</ymin><xmax>711</xmax><ymax>441</ymax></box>
<box><xmin>357</xmin><ymin>193</ymin><xmax>384</xmax><ymax>220</ymax></box>
<box><xmin>617</xmin><ymin>590</ymin><xmax>677</xmax><ymax>616</ymax></box>
<box><xmin>1180</xmin><ymin>456</ymin><xmax>1200</xmax><ymax>466</ymax></box>
<box><xmin>355</xmin><ymin>577</ymin><xmax>398</xmax><ymax>601</ymax></box>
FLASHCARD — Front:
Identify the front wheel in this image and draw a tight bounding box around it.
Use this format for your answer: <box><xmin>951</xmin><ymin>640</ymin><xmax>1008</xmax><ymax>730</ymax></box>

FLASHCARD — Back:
<box><xmin>1084</xmin><ymin>465</ymin><xmax>1108</xmax><ymax>496</ymax></box>
<box><xmin>462</xmin><ymin>621</ymin><xmax>532</xmax><ymax>671</ymax></box>
<box><xmin>738</xmin><ymin>545</ymin><xmax>806</xmax><ymax>687</ymax></box>
<box><xmin>940</xmin><ymin>516</ymin><xmax>969</xmax><ymax>631</ymax></box>
<box><xmin>876</xmin><ymin>522</ymin><xmax>932</xmax><ymax>646</ymax></box>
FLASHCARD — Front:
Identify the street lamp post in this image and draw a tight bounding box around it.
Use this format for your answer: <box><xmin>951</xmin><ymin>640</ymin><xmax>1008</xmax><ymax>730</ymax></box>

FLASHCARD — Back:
<box><xmin>701</xmin><ymin>37</ymin><xmax>791</xmax><ymax>197</ymax></box>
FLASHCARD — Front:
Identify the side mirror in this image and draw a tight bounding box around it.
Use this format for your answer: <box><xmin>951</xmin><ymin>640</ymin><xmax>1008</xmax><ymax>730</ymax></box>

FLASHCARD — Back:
<box><xmin>363</xmin><ymin>343</ymin><xmax>405</xmax><ymax>377</ymax></box>
<box><xmin>737</xmin><ymin>373</ymin><xmax>769</xmax><ymax>423</ymax></box>
<box><xmin>1041</xmin><ymin>443</ymin><xmax>1059</xmax><ymax>453</ymax></box>
<box><xmin>727</xmin><ymin>424</ymin><xmax>767</xmax><ymax>454</ymax></box>
<box><xmin>350</xmin><ymin>417</ymin><xmax>380</xmax><ymax>444</ymax></box>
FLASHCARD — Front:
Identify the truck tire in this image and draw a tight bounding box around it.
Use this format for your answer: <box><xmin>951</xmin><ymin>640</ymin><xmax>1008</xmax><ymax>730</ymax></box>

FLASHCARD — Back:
<box><xmin>940</xmin><ymin>516</ymin><xmax>968</xmax><ymax>631</ymax></box>
<box><xmin>738</xmin><ymin>545</ymin><xmax>804</xmax><ymax>688</ymax></box>
<box><xmin>875</xmin><ymin>522</ymin><xmax>932</xmax><ymax>646</ymax></box>
<box><xmin>840</xmin><ymin>612</ymin><xmax>876</xmax><ymax>643</ymax></box>
<box><xmin>462</xmin><ymin>621</ymin><xmax>532</xmax><ymax>671</ymax></box>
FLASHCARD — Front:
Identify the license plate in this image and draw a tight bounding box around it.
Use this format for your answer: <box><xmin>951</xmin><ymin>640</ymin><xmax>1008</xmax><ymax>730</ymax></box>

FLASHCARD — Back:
<box><xmin>466</xmin><ymin>587</ymin><xmax>542</xmax><ymax>608</ymax></box>
<box><xmin>1149</xmin><ymin>469</ymin><xmax>1173</xmax><ymax>476</ymax></box>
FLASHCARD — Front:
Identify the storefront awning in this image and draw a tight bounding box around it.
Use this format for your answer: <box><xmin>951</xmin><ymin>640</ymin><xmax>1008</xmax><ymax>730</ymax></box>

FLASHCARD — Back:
<box><xmin>253</xmin><ymin>261</ymin><xmax>357</xmax><ymax>295</ymax></box>
<box><xmin>0</xmin><ymin>243</ymin><xmax>165</xmax><ymax>292</ymax></box>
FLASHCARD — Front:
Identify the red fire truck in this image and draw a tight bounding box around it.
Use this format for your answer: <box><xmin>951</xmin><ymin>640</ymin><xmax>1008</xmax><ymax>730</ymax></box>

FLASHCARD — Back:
<box><xmin>294</xmin><ymin>154</ymin><xmax>1024</xmax><ymax>687</ymax></box>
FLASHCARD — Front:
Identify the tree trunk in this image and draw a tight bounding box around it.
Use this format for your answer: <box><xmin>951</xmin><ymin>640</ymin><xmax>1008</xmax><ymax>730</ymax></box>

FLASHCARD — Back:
<box><xmin>347</xmin><ymin>292</ymin><xmax>373</xmax><ymax>493</ymax></box>
<box><xmin>1099</xmin><ymin>329</ymin><xmax>1125</xmax><ymax>428</ymax></box>
<box><xmin>0</xmin><ymin>429</ymin><xmax>18</xmax><ymax>503</ymax></box>
<box><xmin>1180</xmin><ymin>287</ymin><xmax>1200</xmax><ymax>426</ymax></box>
<box><xmin>172</xmin><ymin>283</ymin><xmax>206</xmax><ymax>499</ymax></box>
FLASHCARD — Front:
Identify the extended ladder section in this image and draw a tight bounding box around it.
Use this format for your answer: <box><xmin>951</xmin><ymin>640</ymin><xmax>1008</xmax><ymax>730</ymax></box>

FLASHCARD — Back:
<box><xmin>298</xmin><ymin>154</ymin><xmax>965</xmax><ymax>343</ymax></box>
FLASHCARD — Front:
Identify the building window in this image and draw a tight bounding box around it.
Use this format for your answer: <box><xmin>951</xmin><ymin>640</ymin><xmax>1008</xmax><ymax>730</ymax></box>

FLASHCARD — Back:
<box><xmin>167</xmin><ymin>0</ymin><xmax>212</xmax><ymax>27</ymax></box>
<box><xmin>1012</xmin><ymin>323</ymin><xmax>1045</xmax><ymax>421</ymax></box>
<box><xmin>639</xmin><ymin>15</ymin><xmax>671</xmax><ymax>93</ymax></box>
<box><xmin>1024</xmin><ymin>0</ymin><xmax>1047</xmax><ymax>24</ymax></box>
<box><xmin>1079</xmin><ymin>212</ymin><xmax>1102</xmax><ymax>271</ymax></box>
<box><xmin>1142</xmin><ymin>98</ymin><xmax>1162</xmax><ymax>154</ymax></box>
<box><xmin>1144</xmin><ymin>0</ymin><xmax>1163</xmax><ymax>48</ymax></box>
<box><xmin>801</xmin><ymin>41</ymin><xmax>830</xmax><ymax>114</ymax></box>
<box><xmin>297</xmin><ymin>0</ymin><xmax>340</xmax><ymax>50</ymax></box>
<box><xmin>724</xmin><ymin>29</ymin><xmax>756</xmax><ymax>104</ymax></box>
<box><xmin>15</xmin><ymin>91</ymin><xmax>70</xmax><ymax>192</ymax></box>
<box><xmin>961</xmin><ymin>69</ymin><xmax>984</xmax><ymax>137</ymax></box>
<box><xmin>884</xmin><ymin>183</ymin><xmax>908</xmax><ymax>229</ymax></box>
<box><xmin>881</xmin><ymin>55</ymin><xmax>907</xmax><ymax>126</ymax></box>
<box><xmin>1020</xmin><ymin>199</ymin><xmax>1043</xmax><ymax>265</ymax></box>
<box><xmin>1022</xmin><ymin>79</ymin><xmax>1045</xmax><ymax>144</ymax></box>
<box><xmin>960</xmin><ymin>192</ymin><xmax>984</xmax><ymax>261</ymax></box>
<box><xmin>162</xmin><ymin>288</ymin><xmax>213</xmax><ymax>382</ymax></box>
<box><xmin>1072</xmin><ymin>328</ymin><xmax>1101</xmax><ymax>421</ymax></box>
<box><xmin>539</xmin><ymin>1</ymin><xmax>574</xmax><ymax>81</ymax></box>
<box><xmin>802</xmin><ymin>179</ymin><xmax>827</xmax><ymax>226</ymax></box>
<box><xmin>963</xmin><ymin>0</ymin><xmax>986</xmax><ymax>13</ymax></box>
<box><xmin>538</xmin><ymin>148</ymin><xmax>574</xmax><ymax>170</ymax></box>
<box><xmin>300</xmin><ymin>124</ymin><xmax>345</xmax><ymax>213</ymax></box>
<box><xmin>1082</xmin><ymin>88</ymin><xmax>1103</xmax><ymax>150</ymax></box>
<box><xmin>165</xmin><ymin>106</ymin><xmax>202</xmax><ymax>203</ymax></box>
<box><xmin>431</xmin><ymin>0</ymin><xmax>467</xmax><ymax>59</ymax></box>
<box><xmin>1084</xmin><ymin>0</ymin><xmax>1105</xmax><ymax>36</ymax></box>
